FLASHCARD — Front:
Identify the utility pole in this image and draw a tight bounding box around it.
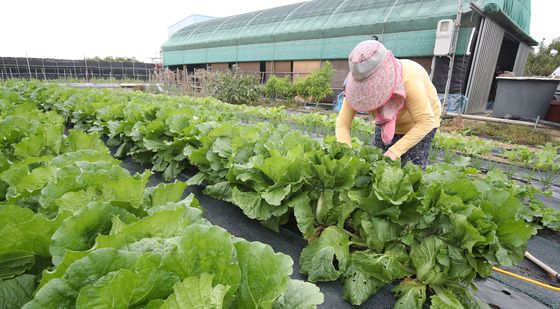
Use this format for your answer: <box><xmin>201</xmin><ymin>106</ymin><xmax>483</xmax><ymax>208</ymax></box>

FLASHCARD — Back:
<box><xmin>442</xmin><ymin>0</ymin><xmax>464</xmax><ymax>116</ymax></box>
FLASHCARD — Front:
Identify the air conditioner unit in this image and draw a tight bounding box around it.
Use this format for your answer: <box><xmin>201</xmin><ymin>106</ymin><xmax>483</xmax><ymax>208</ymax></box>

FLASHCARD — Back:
<box><xmin>434</xmin><ymin>19</ymin><xmax>455</xmax><ymax>56</ymax></box>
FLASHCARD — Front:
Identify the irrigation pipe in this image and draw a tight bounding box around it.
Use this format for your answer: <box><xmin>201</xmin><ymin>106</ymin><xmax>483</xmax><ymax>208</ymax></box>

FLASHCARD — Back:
<box><xmin>445</xmin><ymin>113</ymin><xmax>555</xmax><ymax>129</ymax></box>
<box><xmin>492</xmin><ymin>267</ymin><xmax>560</xmax><ymax>292</ymax></box>
<box><xmin>525</xmin><ymin>252</ymin><xmax>560</xmax><ymax>282</ymax></box>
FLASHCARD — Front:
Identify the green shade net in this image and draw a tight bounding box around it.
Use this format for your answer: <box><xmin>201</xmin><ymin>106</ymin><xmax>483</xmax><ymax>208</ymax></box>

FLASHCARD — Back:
<box><xmin>162</xmin><ymin>0</ymin><xmax>532</xmax><ymax>66</ymax></box>
<box><xmin>479</xmin><ymin>0</ymin><xmax>531</xmax><ymax>34</ymax></box>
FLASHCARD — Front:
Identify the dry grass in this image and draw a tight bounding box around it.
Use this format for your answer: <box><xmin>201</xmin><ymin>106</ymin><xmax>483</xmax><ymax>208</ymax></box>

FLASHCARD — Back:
<box><xmin>441</xmin><ymin>118</ymin><xmax>559</xmax><ymax>146</ymax></box>
<box><xmin>471</xmin><ymin>122</ymin><xmax>552</xmax><ymax>146</ymax></box>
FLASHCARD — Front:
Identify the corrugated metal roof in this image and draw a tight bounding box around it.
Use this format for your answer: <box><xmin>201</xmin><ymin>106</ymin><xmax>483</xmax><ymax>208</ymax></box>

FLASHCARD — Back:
<box><xmin>162</xmin><ymin>0</ymin><xmax>533</xmax><ymax>66</ymax></box>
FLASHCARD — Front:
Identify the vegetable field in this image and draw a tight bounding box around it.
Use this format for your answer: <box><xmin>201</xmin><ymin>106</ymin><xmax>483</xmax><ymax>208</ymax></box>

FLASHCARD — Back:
<box><xmin>1</xmin><ymin>81</ymin><xmax>559</xmax><ymax>308</ymax></box>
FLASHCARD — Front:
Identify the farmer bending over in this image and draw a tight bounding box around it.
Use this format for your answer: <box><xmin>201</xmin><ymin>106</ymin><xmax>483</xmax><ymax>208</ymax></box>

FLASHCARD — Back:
<box><xmin>336</xmin><ymin>40</ymin><xmax>441</xmax><ymax>169</ymax></box>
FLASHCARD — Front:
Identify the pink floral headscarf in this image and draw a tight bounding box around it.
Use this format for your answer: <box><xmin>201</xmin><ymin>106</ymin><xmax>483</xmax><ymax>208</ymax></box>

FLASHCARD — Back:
<box><xmin>344</xmin><ymin>40</ymin><xmax>406</xmax><ymax>145</ymax></box>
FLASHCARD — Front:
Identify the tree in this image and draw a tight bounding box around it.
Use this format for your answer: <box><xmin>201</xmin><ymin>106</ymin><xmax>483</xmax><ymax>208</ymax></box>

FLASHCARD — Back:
<box><xmin>294</xmin><ymin>61</ymin><xmax>335</xmax><ymax>108</ymax></box>
<box><xmin>525</xmin><ymin>37</ymin><xmax>560</xmax><ymax>76</ymax></box>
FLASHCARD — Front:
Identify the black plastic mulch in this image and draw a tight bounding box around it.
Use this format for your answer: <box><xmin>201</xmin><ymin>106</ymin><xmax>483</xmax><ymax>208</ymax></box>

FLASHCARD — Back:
<box><xmin>475</xmin><ymin>229</ymin><xmax>560</xmax><ymax>309</ymax></box>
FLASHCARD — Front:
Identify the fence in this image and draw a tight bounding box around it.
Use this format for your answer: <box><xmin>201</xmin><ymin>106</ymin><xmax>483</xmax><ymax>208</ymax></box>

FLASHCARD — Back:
<box><xmin>0</xmin><ymin>57</ymin><xmax>155</xmax><ymax>81</ymax></box>
<box><xmin>150</xmin><ymin>69</ymin><xmax>217</xmax><ymax>97</ymax></box>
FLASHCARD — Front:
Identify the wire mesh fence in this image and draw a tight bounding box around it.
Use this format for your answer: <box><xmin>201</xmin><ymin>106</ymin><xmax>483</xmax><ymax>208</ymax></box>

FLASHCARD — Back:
<box><xmin>0</xmin><ymin>57</ymin><xmax>155</xmax><ymax>81</ymax></box>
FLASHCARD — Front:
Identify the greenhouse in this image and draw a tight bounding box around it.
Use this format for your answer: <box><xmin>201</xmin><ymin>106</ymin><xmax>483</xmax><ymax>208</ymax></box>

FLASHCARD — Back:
<box><xmin>162</xmin><ymin>0</ymin><xmax>536</xmax><ymax>114</ymax></box>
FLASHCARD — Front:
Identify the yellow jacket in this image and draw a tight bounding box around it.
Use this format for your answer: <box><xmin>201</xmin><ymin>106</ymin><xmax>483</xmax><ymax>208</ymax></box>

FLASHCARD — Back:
<box><xmin>335</xmin><ymin>59</ymin><xmax>441</xmax><ymax>157</ymax></box>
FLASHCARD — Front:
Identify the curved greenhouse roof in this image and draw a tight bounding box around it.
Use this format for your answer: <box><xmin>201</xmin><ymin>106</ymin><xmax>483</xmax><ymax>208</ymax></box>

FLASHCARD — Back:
<box><xmin>162</xmin><ymin>0</ymin><xmax>533</xmax><ymax>66</ymax></box>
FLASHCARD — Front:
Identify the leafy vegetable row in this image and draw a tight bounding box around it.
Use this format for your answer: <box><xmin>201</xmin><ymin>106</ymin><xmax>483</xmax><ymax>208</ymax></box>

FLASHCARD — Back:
<box><xmin>169</xmin><ymin>88</ymin><xmax>560</xmax><ymax>172</ymax></box>
<box><xmin>5</xmin><ymin>81</ymin><xmax>560</xmax><ymax>309</ymax></box>
<box><xmin>206</xmin><ymin>97</ymin><xmax>560</xmax><ymax>173</ymax></box>
<box><xmin>433</xmin><ymin>132</ymin><xmax>560</xmax><ymax>175</ymax></box>
<box><xmin>26</xmin><ymin>78</ymin><xmax>559</xmax><ymax>171</ymax></box>
<box><xmin>0</xmin><ymin>90</ymin><xmax>324</xmax><ymax>309</ymax></box>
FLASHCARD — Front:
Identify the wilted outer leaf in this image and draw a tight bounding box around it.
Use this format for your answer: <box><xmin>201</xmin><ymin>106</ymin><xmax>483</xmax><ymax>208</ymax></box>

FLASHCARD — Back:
<box><xmin>300</xmin><ymin>227</ymin><xmax>349</xmax><ymax>282</ymax></box>
<box><xmin>392</xmin><ymin>280</ymin><xmax>426</xmax><ymax>309</ymax></box>
<box><xmin>343</xmin><ymin>251</ymin><xmax>409</xmax><ymax>306</ymax></box>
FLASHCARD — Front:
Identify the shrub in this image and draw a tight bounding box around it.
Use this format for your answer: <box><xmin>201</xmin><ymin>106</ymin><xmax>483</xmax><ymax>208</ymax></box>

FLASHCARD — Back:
<box><xmin>262</xmin><ymin>76</ymin><xmax>295</xmax><ymax>100</ymax></box>
<box><xmin>294</xmin><ymin>61</ymin><xmax>335</xmax><ymax>104</ymax></box>
<box><xmin>209</xmin><ymin>72</ymin><xmax>262</xmax><ymax>105</ymax></box>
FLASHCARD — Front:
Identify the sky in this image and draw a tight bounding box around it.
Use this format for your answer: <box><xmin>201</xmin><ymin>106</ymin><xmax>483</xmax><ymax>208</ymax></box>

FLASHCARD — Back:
<box><xmin>0</xmin><ymin>0</ymin><xmax>557</xmax><ymax>62</ymax></box>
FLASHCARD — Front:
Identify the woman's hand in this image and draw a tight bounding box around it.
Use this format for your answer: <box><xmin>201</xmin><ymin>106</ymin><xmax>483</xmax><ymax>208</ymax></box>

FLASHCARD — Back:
<box><xmin>384</xmin><ymin>150</ymin><xmax>398</xmax><ymax>161</ymax></box>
